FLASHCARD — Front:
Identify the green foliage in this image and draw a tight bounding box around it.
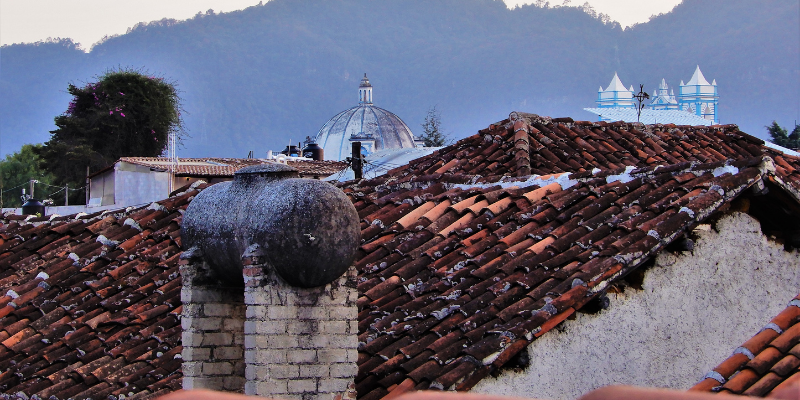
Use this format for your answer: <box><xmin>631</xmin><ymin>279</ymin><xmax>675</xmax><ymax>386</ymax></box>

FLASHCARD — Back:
<box><xmin>1</xmin><ymin>144</ymin><xmax>55</xmax><ymax>208</ymax></box>
<box><xmin>766</xmin><ymin>121</ymin><xmax>800</xmax><ymax>150</ymax></box>
<box><xmin>420</xmin><ymin>106</ymin><xmax>449</xmax><ymax>147</ymax></box>
<box><xmin>36</xmin><ymin>68</ymin><xmax>185</xmax><ymax>204</ymax></box>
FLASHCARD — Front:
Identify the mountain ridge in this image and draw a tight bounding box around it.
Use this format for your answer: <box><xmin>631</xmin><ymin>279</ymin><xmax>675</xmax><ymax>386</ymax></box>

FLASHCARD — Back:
<box><xmin>1</xmin><ymin>0</ymin><xmax>797</xmax><ymax>159</ymax></box>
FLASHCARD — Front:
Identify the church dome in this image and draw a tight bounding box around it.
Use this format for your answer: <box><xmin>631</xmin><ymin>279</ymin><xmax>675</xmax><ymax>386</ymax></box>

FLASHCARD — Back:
<box><xmin>315</xmin><ymin>74</ymin><xmax>418</xmax><ymax>161</ymax></box>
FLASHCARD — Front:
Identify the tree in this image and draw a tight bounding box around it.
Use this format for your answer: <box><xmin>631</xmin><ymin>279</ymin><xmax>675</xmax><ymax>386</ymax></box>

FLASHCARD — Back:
<box><xmin>419</xmin><ymin>106</ymin><xmax>449</xmax><ymax>147</ymax></box>
<box><xmin>36</xmin><ymin>68</ymin><xmax>185</xmax><ymax>204</ymax></box>
<box><xmin>1</xmin><ymin>144</ymin><xmax>55</xmax><ymax>208</ymax></box>
<box><xmin>766</xmin><ymin>121</ymin><xmax>800</xmax><ymax>150</ymax></box>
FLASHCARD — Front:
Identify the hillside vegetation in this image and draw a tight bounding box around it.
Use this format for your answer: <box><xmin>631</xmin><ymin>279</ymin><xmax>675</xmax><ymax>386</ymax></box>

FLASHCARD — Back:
<box><xmin>1</xmin><ymin>0</ymin><xmax>797</xmax><ymax>159</ymax></box>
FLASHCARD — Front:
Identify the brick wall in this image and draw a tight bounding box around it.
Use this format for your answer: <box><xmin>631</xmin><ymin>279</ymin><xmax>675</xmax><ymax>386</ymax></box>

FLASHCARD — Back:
<box><xmin>180</xmin><ymin>255</ymin><xmax>358</xmax><ymax>400</ymax></box>
<box><xmin>243</xmin><ymin>257</ymin><xmax>358</xmax><ymax>400</ymax></box>
<box><xmin>180</xmin><ymin>260</ymin><xmax>246</xmax><ymax>392</ymax></box>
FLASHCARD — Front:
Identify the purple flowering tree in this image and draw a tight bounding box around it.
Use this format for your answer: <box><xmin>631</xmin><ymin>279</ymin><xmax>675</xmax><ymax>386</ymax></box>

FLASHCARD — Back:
<box><xmin>36</xmin><ymin>68</ymin><xmax>185</xmax><ymax>203</ymax></box>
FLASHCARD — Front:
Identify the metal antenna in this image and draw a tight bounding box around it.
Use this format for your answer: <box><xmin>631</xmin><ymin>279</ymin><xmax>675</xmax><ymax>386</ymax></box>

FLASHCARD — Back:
<box><xmin>168</xmin><ymin>131</ymin><xmax>177</xmax><ymax>193</ymax></box>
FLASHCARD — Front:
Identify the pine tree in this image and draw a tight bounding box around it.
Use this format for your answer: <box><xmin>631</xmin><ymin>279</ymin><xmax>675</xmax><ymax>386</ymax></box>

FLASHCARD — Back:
<box><xmin>767</xmin><ymin>121</ymin><xmax>800</xmax><ymax>150</ymax></box>
<box><xmin>419</xmin><ymin>106</ymin><xmax>448</xmax><ymax>147</ymax></box>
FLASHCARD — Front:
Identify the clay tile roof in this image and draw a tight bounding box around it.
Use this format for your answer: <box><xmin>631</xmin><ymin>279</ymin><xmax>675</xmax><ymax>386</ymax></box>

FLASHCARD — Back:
<box><xmin>0</xmin><ymin>185</ymin><xmax>199</xmax><ymax>399</ymax></box>
<box><xmin>118</xmin><ymin>157</ymin><xmax>347</xmax><ymax>178</ymax></box>
<box><xmin>690</xmin><ymin>294</ymin><xmax>800</xmax><ymax>397</ymax></box>
<box><xmin>2</xmin><ymin>112</ymin><xmax>800</xmax><ymax>400</ymax></box>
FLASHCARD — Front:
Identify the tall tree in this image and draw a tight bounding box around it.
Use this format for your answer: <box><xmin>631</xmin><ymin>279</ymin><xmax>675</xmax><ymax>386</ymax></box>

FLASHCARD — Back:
<box><xmin>419</xmin><ymin>106</ymin><xmax>449</xmax><ymax>147</ymax></box>
<box><xmin>36</xmin><ymin>69</ymin><xmax>185</xmax><ymax>204</ymax></box>
<box><xmin>766</xmin><ymin>121</ymin><xmax>800</xmax><ymax>150</ymax></box>
<box><xmin>1</xmin><ymin>144</ymin><xmax>55</xmax><ymax>208</ymax></box>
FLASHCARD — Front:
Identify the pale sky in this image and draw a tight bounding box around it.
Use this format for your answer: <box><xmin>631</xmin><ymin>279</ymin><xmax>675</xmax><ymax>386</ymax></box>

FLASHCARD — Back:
<box><xmin>0</xmin><ymin>0</ymin><xmax>682</xmax><ymax>49</ymax></box>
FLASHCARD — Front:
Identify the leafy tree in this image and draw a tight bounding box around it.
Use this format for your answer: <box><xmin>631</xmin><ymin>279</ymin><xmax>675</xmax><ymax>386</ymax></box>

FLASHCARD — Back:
<box><xmin>1</xmin><ymin>144</ymin><xmax>55</xmax><ymax>208</ymax></box>
<box><xmin>419</xmin><ymin>106</ymin><xmax>449</xmax><ymax>147</ymax></box>
<box><xmin>766</xmin><ymin>121</ymin><xmax>800</xmax><ymax>150</ymax></box>
<box><xmin>36</xmin><ymin>68</ymin><xmax>185</xmax><ymax>204</ymax></box>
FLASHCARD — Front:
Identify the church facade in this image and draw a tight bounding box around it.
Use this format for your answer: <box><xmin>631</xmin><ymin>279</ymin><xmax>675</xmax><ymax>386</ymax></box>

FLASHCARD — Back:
<box><xmin>593</xmin><ymin>66</ymin><xmax>719</xmax><ymax>124</ymax></box>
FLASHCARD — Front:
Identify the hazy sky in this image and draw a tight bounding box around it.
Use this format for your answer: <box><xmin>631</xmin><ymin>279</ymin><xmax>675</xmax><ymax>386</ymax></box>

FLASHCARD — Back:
<box><xmin>0</xmin><ymin>0</ymin><xmax>682</xmax><ymax>49</ymax></box>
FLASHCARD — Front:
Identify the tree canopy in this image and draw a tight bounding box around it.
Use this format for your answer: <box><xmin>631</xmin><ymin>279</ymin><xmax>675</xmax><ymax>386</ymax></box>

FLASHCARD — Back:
<box><xmin>766</xmin><ymin>121</ymin><xmax>800</xmax><ymax>151</ymax></box>
<box><xmin>1</xmin><ymin>144</ymin><xmax>55</xmax><ymax>208</ymax></box>
<box><xmin>36</xmin><ymin>69</ymin><xmax>185</xmax><ymax>204</ymax></box>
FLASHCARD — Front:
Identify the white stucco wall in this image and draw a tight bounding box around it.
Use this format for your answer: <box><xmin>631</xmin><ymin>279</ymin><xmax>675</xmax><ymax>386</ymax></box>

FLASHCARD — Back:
<box><xmin>472</xmin><ymin>212</ymin><xmax>800</xmax><ymax>400</ymax></box>
<box><xmin>114</xmin><ymin>165</ymin><xmax>170</xmax><ymax>208</ymax></box>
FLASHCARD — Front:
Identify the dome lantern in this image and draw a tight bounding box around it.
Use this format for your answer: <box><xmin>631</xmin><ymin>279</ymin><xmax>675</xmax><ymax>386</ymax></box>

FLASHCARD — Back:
<box><xmin>359</xmin><ymin>73</ymin><xmax>373</xmax><ymax>104</ymax></box>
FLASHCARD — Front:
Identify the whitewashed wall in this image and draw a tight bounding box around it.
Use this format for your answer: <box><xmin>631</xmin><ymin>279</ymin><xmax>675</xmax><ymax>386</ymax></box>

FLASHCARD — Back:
<box><xmin>472</xmin><ymin>212</ymin><xmax>800</xmax><ymax>400</ymax></box>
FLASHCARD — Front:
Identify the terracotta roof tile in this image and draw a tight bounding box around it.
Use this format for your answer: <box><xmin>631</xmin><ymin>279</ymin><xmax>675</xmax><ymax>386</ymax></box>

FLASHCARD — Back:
<box><xmin>4</xmin><ymin>113</ymin><xmax>800</xmax><ymax>399</ymax></box>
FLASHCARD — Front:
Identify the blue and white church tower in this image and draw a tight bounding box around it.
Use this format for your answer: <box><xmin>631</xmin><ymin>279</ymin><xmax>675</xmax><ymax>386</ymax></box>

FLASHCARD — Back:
<box><xmin>596</xmin><ymin>72</ymin><xmax>635</xmax><ymax>111</ymax></box>
<box><xmin>649</xmin><ymin>79</ymin><xmax>679</xmax><ymax>110</ymax></box>
<box><xmin>678</xmin><ymin>66</ymin><xmax>718</xmax><ymax>124</ymax></box>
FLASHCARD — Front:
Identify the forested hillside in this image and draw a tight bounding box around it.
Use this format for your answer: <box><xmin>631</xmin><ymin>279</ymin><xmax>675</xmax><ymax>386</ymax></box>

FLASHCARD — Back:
<box><xmin>1</xmin><ymin>0</ymin><xmax>797</xmax><ymax>158</ymax></box>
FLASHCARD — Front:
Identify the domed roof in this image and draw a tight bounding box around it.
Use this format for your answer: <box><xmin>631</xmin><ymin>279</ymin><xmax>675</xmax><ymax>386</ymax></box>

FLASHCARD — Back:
<box><xmin>315</xmin><ymin>74</ymin><xmax>418</xmax><ymax>161</ymax></box>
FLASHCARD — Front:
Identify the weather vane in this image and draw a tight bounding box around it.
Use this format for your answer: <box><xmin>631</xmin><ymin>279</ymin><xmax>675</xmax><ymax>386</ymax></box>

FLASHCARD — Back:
<box><xmin>633</xmin><ymin>84</ymin><xmax>650</xmax><ymax>123</ymax></box>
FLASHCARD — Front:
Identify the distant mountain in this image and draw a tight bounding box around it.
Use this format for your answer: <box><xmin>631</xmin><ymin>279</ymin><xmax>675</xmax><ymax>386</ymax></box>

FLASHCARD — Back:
<box><xmin>1</xmin><ymin>0</ymin><xmax>797</xmax><ymax>159</ymax></box>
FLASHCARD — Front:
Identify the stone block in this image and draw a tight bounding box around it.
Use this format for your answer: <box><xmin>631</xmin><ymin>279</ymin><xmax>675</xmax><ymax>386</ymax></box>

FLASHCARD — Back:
<box><xmin>181</xmin><ymin>303</ymin><xmax>203</xmax><ymax>317</ymax></box>
<box><xmin>183</xmin><ymin>376</ymin><xmax>226</xmax><ymax>391</ymax></box>
<box><xmin>194</xmin><ymin>317</ymin><xmax>223</xmax><ymax>331</ymax></box>
<box><xmin>287</xmin><ymin>349</ymin><xmax>317</xmax><ymax>363</ymax></box>
<box><xmin>204</xmin><ymin>303</ymin><xmax>237</xmax><ymax>317</ymax></box>
<box><xmin>246</xmin><ymin>365</ymin><xmax>270</xmax><ymax>380</ymax></box>
<box><xmin>317</xmin><ymin>349</ymin><xmax>348</xmax><ymax>364</ymax></box>
<box><xmin>318</xmin><ymin>378</ymin><xmax>351</xmax><ymax>393</ymax></box>
<box><xmin>320</xmin><ymin>321</ymin><xmax>347</xmax><ymax>334</ymax></box>
<box><xmin>246</xmin><ymin>305</ymin><xmax>268</xmax><ymax>319</ymax></box>
<box><xmin>182</xmin><ymin>347</ymin><xmax>211</xmax><ymax>362</ymax></box>
<box><xmin>245</xmin><ymin>320</ymin><xmax>287</xmax><ymax>334</ymax></box>
<box><xmin>267</xmin><ymin>334</ymin><xmax>300</xmax><ymax>349</ymax></box>
<box><xmin>299</xmin><ymin>365</ymin><xmax>329</xmax><ymax>378</ymax></box>
<box><xmin>270</xmin><ymin>364</ymin><xmax>300</xmax><ymax>379</ymax></box>
<box><xmin>288</xmin><ymin>379</ymin><xmax>318</xmax><ymax>393</ymax></box>
<box><xmin>329</xmin><ymin>363</ymin><xmax>357</xmax><ymax>378</ymax></box>
<box><xmin>244</xmin><ymin>291</ymin><xmax>273</xmax><ymax>306</ymax></box>
<box><xmin>181</xmin><ymin>361</ymin><xmax>202</xmax><ymax>377</ymax></box>
<box><xmin>202</xmin><ymin>361</ymin><xmax>233</xmax><ymax>376</ymax></box>
<box><xmin>201</xmin><ymin>332</ymin><xmax>234</xmax><ymax>346</ymax></box>
<box><xmin>181</xmin><ymin>332</ymin><xmax>204</xmax><ymax>347</ymax></box>
<box><xmin>287</xmin><ymin>320</ymin><xmax>318</xmax><ymax>334</ymax></box>
<box><xmin>213</xmin><ymin>346</ymin><xmax>243</xmax><ymax>360</ymax></box>
<box><xmin>267</xmin><ymin>305</ymin><xmax>299</xmax><ymax>320</ymax></box>
<box><xmin>251</xmin><ymin>348</ymin><xmax>288</xmax><ymax>364</ymax></box>
<box><xmin>346</xmin><ymin>349</ymin><xmax>359</xmax><ymax>363</ymax></box>
<box><xmin>222</xmin><ymin>376</ymin><xmax>246</xmax><ymax>392</ymax></box>
<box><xmin>223</xmin><ymin>317</ymin><xmax>244</xmax><ymax>331</ymax></box>
<box><xmin>254</xmin><ymin>380</ymin><xmax>288</xmax><ymax>395</ymax></box>
<box><xmin>328</xmin><ymin>306</ymin><xmax>356</xmax><ymax>320</ymax></box>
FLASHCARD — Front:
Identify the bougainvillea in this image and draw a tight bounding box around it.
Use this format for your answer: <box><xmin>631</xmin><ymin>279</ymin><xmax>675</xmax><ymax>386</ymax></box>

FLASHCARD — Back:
<box><xmin>36</xmin><ymin>68</ymin><xmax>185</xmax><ymax>203</ymax></box>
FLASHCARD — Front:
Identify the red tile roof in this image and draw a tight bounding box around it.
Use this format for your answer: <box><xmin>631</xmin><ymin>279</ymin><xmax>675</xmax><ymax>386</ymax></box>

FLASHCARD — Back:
<box><xmin>690</xmin><ymin>293</ymin><xmax>800</xmax><ymax>396</ymax></box>
<box><xmin>1</xmin><ymin>113</ymin><xmax>799</xmax><ymax>400</ymax></box>
<box><xmin>0</xmin><ymin>190</ymin><xmax>195</xmax><ymax>399</ymax></box>
<box><xmin>118</xmin><ymin>157</ymin><xmax>347</xmax><ymax>178</ymax></box>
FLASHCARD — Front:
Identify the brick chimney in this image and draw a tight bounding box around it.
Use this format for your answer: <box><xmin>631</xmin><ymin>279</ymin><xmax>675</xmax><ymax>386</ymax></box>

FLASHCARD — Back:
<box><xmin>180</xmin><ymin>164</ymin><xmax>360</xmax><ymax>399</ymax></box>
